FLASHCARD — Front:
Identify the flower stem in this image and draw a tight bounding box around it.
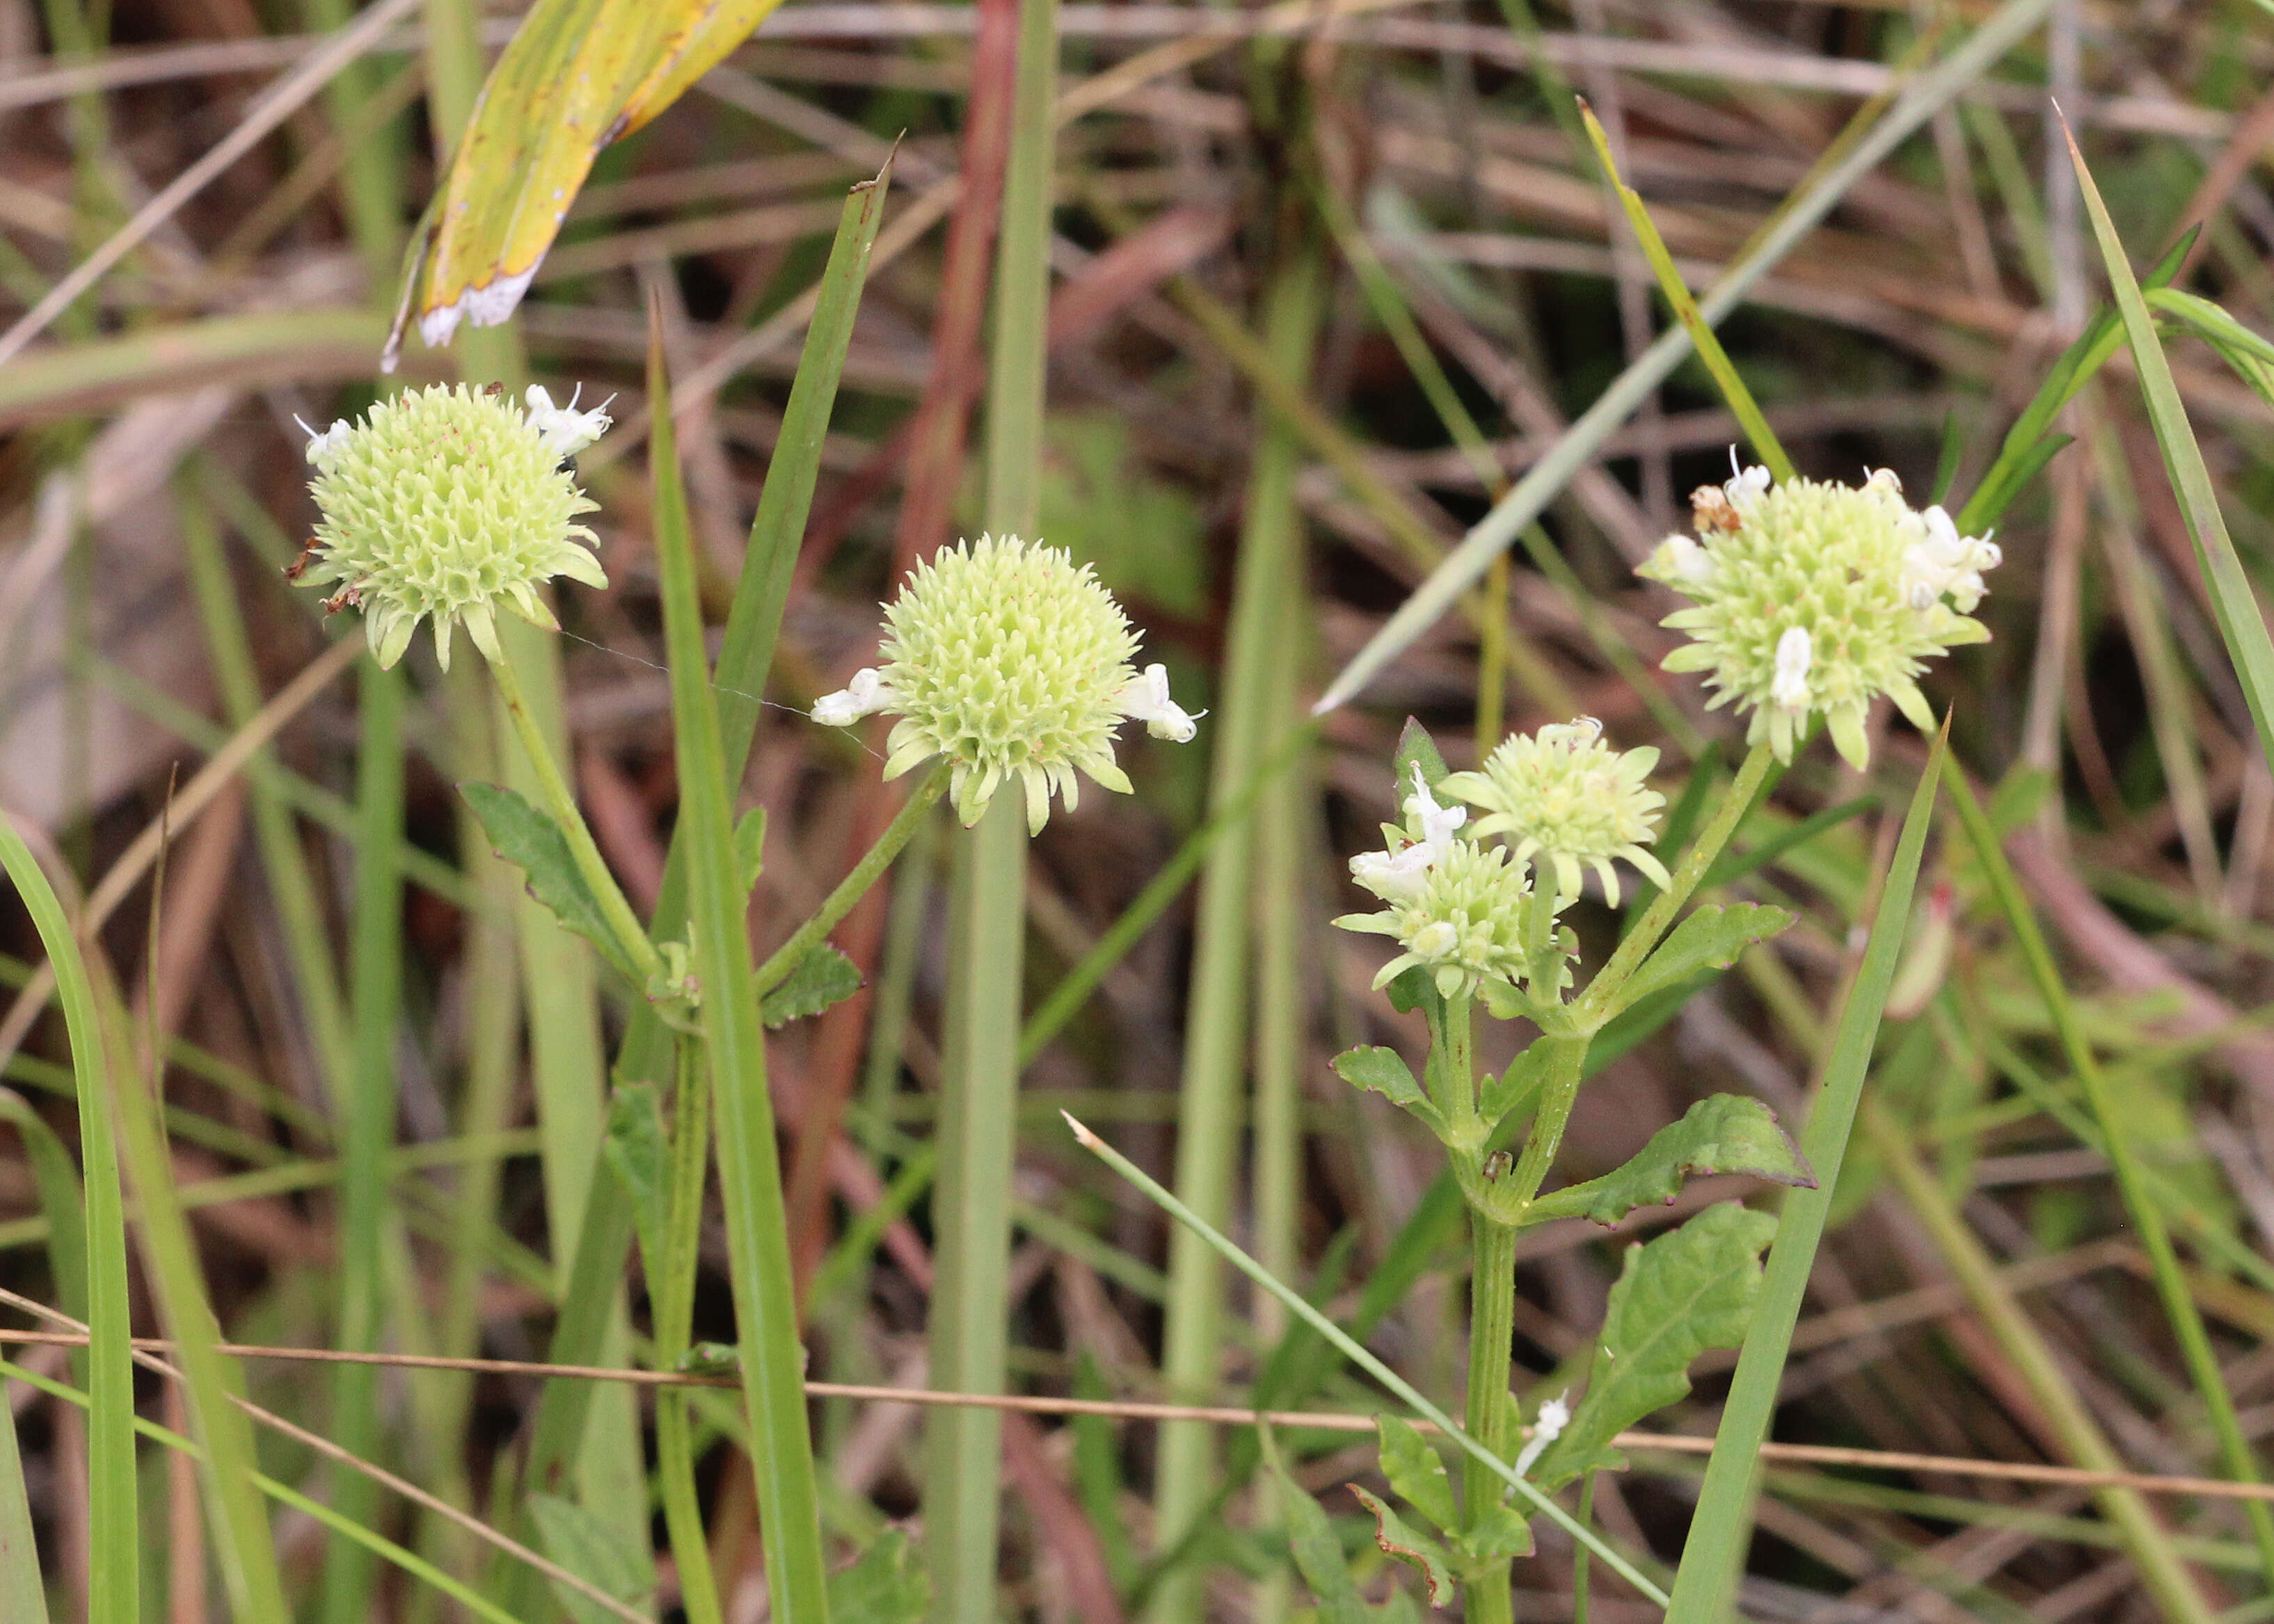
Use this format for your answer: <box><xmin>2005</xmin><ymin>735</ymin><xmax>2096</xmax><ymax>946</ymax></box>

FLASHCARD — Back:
<box><xmin>482</xmin><ymin>642</ymin><xmax>663</xmax><ymax>985</ymax></box>
<box><xmin>1497</xmin><ymin>1034</ymin><xmax>1587</xmax><ymax>1221</ymax></box>
<box><xmin>1463</xmin><ymin>1209</ymin><xmax>1520</xmax><ymax>1624</ymax></box>
<box><xmin>752</xmin><ymin>761</ymin><xmax>951</xmax><ymax>996</ymax></box>
<box><xmin>653</xmin><ymin>1036</ymin><xmax>723</xmax><ymax>1624</ymax></box>
<box><xmin>1575</xmin><ymin>739</ymin><xmax>1775</xmax><ymax>1028</ymax></box>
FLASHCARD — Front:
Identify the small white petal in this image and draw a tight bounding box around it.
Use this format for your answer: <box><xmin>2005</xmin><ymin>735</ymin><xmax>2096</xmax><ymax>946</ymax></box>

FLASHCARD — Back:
<box><xmin>299</xmin><ymin>415</ymin><xmax>351</xmax><ymax>465</ymax></box>
<box><xmin>1115</xmin><ymin>662</ymin><xmax>1202</xmax><ymax>742</ymax></box>
<box><xmin>525</xmin><ymin>382</ymin><xmax>613</xmax><ymax>458</ymax></box>
<box><xmin>1771</xmin><ymin>626</ymin><xmax>1813</xmax><ymax>710</ymax></box>
<box><xmin>812</xmin><ymin>667</ymin><xmax>896</xmax><ymax>727</ymax></box>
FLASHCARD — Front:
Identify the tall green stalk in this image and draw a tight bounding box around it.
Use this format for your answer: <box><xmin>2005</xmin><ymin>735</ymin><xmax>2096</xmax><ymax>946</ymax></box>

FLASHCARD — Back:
<box><xmin>649</xmin><ymin>321</ymin><xmax>834</xmax><ymax>1624</ymax></box>
<box><xmin>926</xmin><ymin>0</ymin><xmax>1055</xmax><ymax>1616</ymax></box>
<box><xmin>321</xmin><ymin>654</ymin><xmax>405</xmax><ymax>1624</ymax></box>
<box><xmin>1151</xmin><ymin>244</ymin><xmax>1323</xmax><ymax>1623</ymax></box>
<box><xmin>0</xmin><ymin>825</ymin><xmax>134</xmax><ymax>1624</ymax></box>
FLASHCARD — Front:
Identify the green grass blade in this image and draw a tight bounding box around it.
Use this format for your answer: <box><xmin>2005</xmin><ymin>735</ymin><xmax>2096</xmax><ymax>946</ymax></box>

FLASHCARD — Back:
<box><xmin>1152</xmin><ymin>246</ymin><xmax>1322</xmax><ymax>1622</ymax></box>
<box><xmin>102</xmin><ymin>977</ymin><xmax>290</xmax><ymax>1621</ymax></box>
<box><xmin>1944</xmin><ymin>758</ymin><xmax>2274</xmax><ymax>1584</ymax></box>
<box><xmin>1577</xmin><ymin>101</ymin><xmax>1794</xmax><ymax>482</ymax></box>
<box><xmin>1660</xmin><ymin>723</ymin><xmax>1946</xmax><ymax>1624</ymax></box>
<box><xmin>927</xmin><ymin>0</ymin><xmax>1055</xmax><ymax>1614</ymax></box>
<box><xmin>2061</xmin><ymin>119</ymin><xmax>2274</xmax><ymax>770</ymax></box>
<box><xmin>0</xmin><ymin>819</ymin><xmax>137</xmax><ymax>1624</ymax></box>
<box><xmin>0</xmin><ymin>1358</ymin><xmax>45</xmax><ymax>1623</ymax></box>
<box><xmin>649</xmin><ymin>310</ymin><xmax>833</xmax><ymax>1624</ymax></box>
<box><xmin>1315</xmin><ymin>0</ymin><xmax>2059</xmax><ymax>715</ymax></box>
<box><xmin>323</xmin><ymin>653</ymin><xmax>405</xmax><ymax>1624</ymax></box>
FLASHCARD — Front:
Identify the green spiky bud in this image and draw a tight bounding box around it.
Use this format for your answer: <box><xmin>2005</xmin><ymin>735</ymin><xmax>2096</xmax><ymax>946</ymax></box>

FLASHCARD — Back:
<box><xmin>299</xmin><ymin>383</ymin><xmax>609</xmax><ymax>670</ymax></box>
<box><xmin>1440</xmin><ymin>718</ymin><xmax>1669</xmax><ymax>908</ymax></box>
<box><xmin>811</xmin><ymin>534</ymin><xmax>1198</xmax><ymax>834</ymax></box>
<box><xmin>1640</xmin><ymin>463</ymin><xmax>1998</xmax><ymax>767</ymax></box>
<box><xmin>1335</xmin><ymin>836</ymin><xmax>1556</xmax><ymax>1002</ymax></box>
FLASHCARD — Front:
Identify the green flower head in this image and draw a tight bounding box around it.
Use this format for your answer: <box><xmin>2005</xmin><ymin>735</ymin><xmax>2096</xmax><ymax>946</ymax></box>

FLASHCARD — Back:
<box><xmin>811</xmin><ymin>534</ymin><xmax>1199</xmax><ymax>834</ymax></box>
<box><xmin>1640</xmin><ymin>461</ymin><xmax>1998</xmax><ymax>768</ymax></box>
<box><xmin>1337</xmin><ymin>834</ymin><xmax>1556</xmax><ymax>1003</ymax></box>
<box><xmin>1440</xmin><ymin>718</ymin><xmax>1669</xmax><ymax>908</ymax></box>
<box><xmin>299</xmin><ymin>383</ymin><xmax>612</xmax><ymax>670</ymax></box>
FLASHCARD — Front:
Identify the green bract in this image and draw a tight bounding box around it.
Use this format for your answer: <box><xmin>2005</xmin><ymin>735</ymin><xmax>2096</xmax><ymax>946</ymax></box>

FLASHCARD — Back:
<box><xmin>1639</xmin><ymin>463</ymin><xmax>1998</xmax><ymax>767</ymax></box>
<box><xmin>812</xmin><ymin>534</ymin><xmax>1198</xmax><ymax>834</ymax></box>
<box><xmin>1440</xmin><ymin>719</ymin><xmax>1669</xmax><ymax>908</ymax></box>
<box><xmin>1337</xmin><ymin>835</ymin><xmax>1552</xmax><ymax>1002</ymax></box>
<box><xmin>300</xmin><ymin>383</ymin><xmax>609</xmax><ymax>670</ymax></box>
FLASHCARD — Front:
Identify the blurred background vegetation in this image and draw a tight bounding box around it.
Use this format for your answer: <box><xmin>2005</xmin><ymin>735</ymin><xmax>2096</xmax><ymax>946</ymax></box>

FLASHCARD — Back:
<box><xmin>6</xmin><ymin>0</ymin><xmax>2274</xmax><ymax>1619</ymax></box>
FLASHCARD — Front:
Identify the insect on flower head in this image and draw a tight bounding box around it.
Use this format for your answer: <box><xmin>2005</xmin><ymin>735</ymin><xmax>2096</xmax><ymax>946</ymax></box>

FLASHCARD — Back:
<box><xmin>1641</xmin><ymin>459</ymin><xmax>1998</xmax><ymax>768</ymax></box>
<box><xmin>295</xmin><ymin>383</ymin><xmax>610</xmax><ymax>670</ymax></box>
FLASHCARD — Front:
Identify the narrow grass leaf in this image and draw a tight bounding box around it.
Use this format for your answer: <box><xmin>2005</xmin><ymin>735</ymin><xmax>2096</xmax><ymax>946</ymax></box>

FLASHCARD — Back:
<box><xmin>1660</xmin><ymin>723</ymin><xmax>1946</xmax><ymax>1624</ymax></box>
<box><xmin>0</xmin><ymin>820</ymin><xmax>136</xmax><ymax>1624</ymax></box>
<box><xmin>1578</xmin><ymin>100</ymin><xmax>1793</xmax><ymax>481</ymax></box>
<box><xmin>647</xmin><ymin>308</ymin><xmax>834</xmax><ymax>1624</ymax></box>
<box><xmin>2061</xmin><ymin>122</ymin><xmax>2274</xmax><ymax>765</ymax></box>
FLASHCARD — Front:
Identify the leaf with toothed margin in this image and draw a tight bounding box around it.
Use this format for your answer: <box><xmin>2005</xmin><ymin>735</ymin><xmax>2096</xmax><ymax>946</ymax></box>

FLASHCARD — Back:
<box><xmin>1529</xmin><ymin>1203</ymin><xmax>1775</xmax><ymax>1493</ymax></box>
<box><xmin>1618</xmin><ymin>904</ymin><xmax>1792</xmax><ymax>1011</ymax></box>
<box><xmin>759</xmin><ymin>945</ymin><xmax>863</xmax><ymax>1028</ymax></box>
<box><xmin>1524</xmin><ymin>1095</ymin><xmax>1814</xmax><ymax>1227</ymax></box>
<box><xmin>1350</xmin><ymin>1487</ymin><xmax>1457</xmax><ymax>1608</ymax></box>
<box><xmin>1332</xmin><ymin>1046</ymin><xmax>1445</xmax><ymax>1134</ymax></box>
<box><xmin>460</xmin><ymin>781</ymin><xmax>637</xmax><ymax>982</ymax></box>
<box><xmin>1374</xmin><ymin>1415</ymin><xmax>1456</xmax><ymax>1534</ymax></box>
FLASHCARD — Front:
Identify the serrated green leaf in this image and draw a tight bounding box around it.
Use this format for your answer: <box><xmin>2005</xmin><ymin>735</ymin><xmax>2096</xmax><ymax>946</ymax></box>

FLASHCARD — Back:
<box><xmin>1350</xmin><ymin>1486</ymin><xmax>1457</xmax><ymax>1608</ymax></box>
<box><xmin>460</xmin><ymin>781</ymin><xmax>636</xmax><ymax>980</ymax></box>
<box><xmin>601</xmin><ymin>1083</ymin><xmax>670</xmax><ymax>1274</ymax></box>
<box><xmin>826</xmin><ymin>1528</ymin><xmax>928</xmax><ymax>1622</ymax></box>
<box><xmin>1479</xmin><ymin>1044</ymin><xmax>1548</xmax><ymax>1134</ymax></box>
<box><xmin>1616</xmin><ymin>904</ymin><xmax>1792</xmax><ymax>1012</ymax></box>
<box><xmin>734</xmin><ymin>806</ymin><xmax>768</xmax><ymax>895</ymax></box>
<box><xmin>1393</xmin><ymin>717</ymin><xmax>1449</xmax><ymax>793</ymax></box>
<box><xmin>1455</xmin><ymin>1502</ymin><xmax>1534</xmax><ymax>1570</ymax></box>
<box><xmin>1264</xmin><ymin>1428</ymin><xmax>1374</xmax><ymax>1624</ymax></box>
<box><xmin>1525</xmin><ymin>1097</ymin><xmax>1814</xmax><ymax>1227</ymax></box>
<box><xmin>758</xmin><ymin>944</ymin><xmax>863</xmax><ymax>1028</ymax></box>
<box><xmin>527</xmin><ymin>1491</ymin><xmax>655</xmax><ymax>1624</ymax></box>
<box><xmin>1332</xmin><ymin>1046</ymin><xmax>1441</xmax><ymax>1131</ymax></box>
<box><xmin>1531</xmin><ymin>1203</ymin><xmax>1776</xmax><ymax>1492</ymax></box>
<box><xmin>1374</xmin><ymin>1415</ymin><xmax>1456</xmax><ymax>1534</ymax></box>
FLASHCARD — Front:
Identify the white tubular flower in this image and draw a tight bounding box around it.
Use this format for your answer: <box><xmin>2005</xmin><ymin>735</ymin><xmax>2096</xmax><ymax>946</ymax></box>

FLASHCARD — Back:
<box><xmin>297</xmin><ymin>415</ymin><xmax>352</xmax><ymax>468</ymax></box>
<box><xmin>297</xmin><ymin>383</ymin><xmax>607</xmax><ymax>670</ymax></box>
<box><xmin>1335</xmin><ymin>837</ymin><xmax>1552</xmax><ymax>1001</ymax></box>
<box><xmin>1349</xmin><ymin>763</ymin><xmax>1468</xmax><ymax>905</ymax></box>
<box><xmin>812</xmin><ymin>667</ymin><xmax>897</xmax><ymax>728</ymax></box>
<box><xmin>523</xmin><ymin>384</ymin><xmax>613</xmax><ymax>460</ymax></box>
<box><xmin>1642</xmin><ymin>457</ymin><xmax>1999</xmax><ymax>769</ymax></box>
<box><xmin>1116</xmin><ymin>662</ymin><xmax>1202</xmax><ymax>742</ymax></box>
<box><xmin>1515</xmin><ymin>1394</ymin><xmax>1570</xmax><ymax>1477</ymax></box>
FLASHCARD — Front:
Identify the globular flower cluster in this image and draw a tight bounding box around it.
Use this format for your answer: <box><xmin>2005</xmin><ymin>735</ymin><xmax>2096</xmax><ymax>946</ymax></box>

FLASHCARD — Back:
<box><xmin>1440</xmin><ymin>719</ymin><xmax>1669</xmax><ymax>908</ymax></box>
<box><xmin>1641</xmin><ymin>461</ymin><xmax>1999</xmax><ymax>768</ymax></box>
<box><xmin>811</xmin><ymin>534</ymin><xmax>1198</xmax><ymax>834</ymax></box>
<box><xmin>1337</xmin><ymin>765</ymin><xmax>1565</xmax><ymax>1003</ymax></box>
<box><xmin>299</xmin><ymin>383</ymin><xmax>612</xmax><ymax>670</ymax></box>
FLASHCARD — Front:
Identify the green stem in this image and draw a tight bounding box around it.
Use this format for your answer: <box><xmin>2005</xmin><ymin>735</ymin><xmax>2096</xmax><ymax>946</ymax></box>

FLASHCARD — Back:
<box><xmin>926</xmin><ymin>794</ymin><xmax>1029</xmax><ymax>1624</ymax></box>
<box><xmin>482</xmin><ymin>641</ymin><xmax>663</xmax><ymax>985</ymax></box>
<box><xmin>1497</xmin><ymin>1037</ymin><xmax>1587</xmax><ymax>1220</ymax></box>
<box><xmin>1462</xmin><ymin>1212</ymin><xmax>1520</xmax><ymax>1624</ymax></box>
<box><xmin>323</xmin><ymin>653</ymin><xmax>404</xmax><ymax>1624</ymax></box>
<box><xmin>752</xmin><ymin>763</ymin><xmax>951</xmax><ymax>996</ymax></box>
<box><xmin>655</xmin><ymin>1037</ymin><xmax>724</xmax><ymax>1624</ymax></box>
<box><xmin>1577</xmin><ymin>740</ymin><xmax>1776</xmax><ymax>1028</ymax></box>
<box><xmin>1065</xmin><ymin>1112</ymin><xmax>1669</xmax><ymax>1606</ymax></box>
